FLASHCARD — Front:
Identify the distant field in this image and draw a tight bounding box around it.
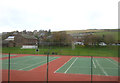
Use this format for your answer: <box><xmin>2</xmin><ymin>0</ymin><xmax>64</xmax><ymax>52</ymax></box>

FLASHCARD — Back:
<box><xmin>54</xmin><ymin>29</ymin><xmax>119</xmax><ymax>41</ymax></box>
<box><xmin>94</xmin><ymin>32</ymin><xmax>119</xmax><ymax>40</ymax></box>
<box><xmin>54</xmin><ymin>29</ymin><xmax>104</xmax><ymax>34</ymax></box>
<box><xmin>2</xmin><ymin>46</ymin><xmax>118</xmax><ymax>57</ymax></box>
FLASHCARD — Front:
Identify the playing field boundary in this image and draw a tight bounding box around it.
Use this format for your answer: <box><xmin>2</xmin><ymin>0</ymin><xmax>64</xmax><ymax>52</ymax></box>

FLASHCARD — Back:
<box><xmin>19</xmin><ymin>57</ymin><xmax>57</xmax><ymax>70</ymax></box>
<box><xmin>92</xmin><ymin>59</ymin><xmax>96</xmax><ymax>68</ymax></box>
<box><xmin>29</xmin><ymin>57</ymin><xmax>60</xmax><ymax>71</ymax></box>
<box><xmin>95</xmin><ymin>59</ymin><xmax>108</xmax><ymax>76</ymax></box>
<box><xmin>54</xmin><ymin>57</ymin><xmax>72</xmax><ymax>73</ymax></box>
<box><xmin>54</xmin><ymin>57</ymin><xmax>118</xmax><ymax>77</ymax></box>
<box><xmin>64</xmin><ymin>57</ymin><xmax>78</xmax><ymax>73</ymax></box>
<box><xmin>106</xmin><ymin>58</ymin><xmax>119</xmax><ymax>67</ymax></box>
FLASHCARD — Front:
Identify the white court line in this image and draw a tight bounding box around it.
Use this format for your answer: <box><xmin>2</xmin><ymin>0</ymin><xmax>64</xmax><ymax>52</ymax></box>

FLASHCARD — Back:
<box><xmin>4</xmin><ymin>56</ymin><xmax>33</xmax><ymax>63</ymax></box>
<box><xmin>106</xmin><ymin>58</ymin><xmax>118</xmax><ymax>67</ymax></box>
<box><xmin>64</xmin><ymin>57</ymin><xmax>78</xmax><ymax>73</ymax></box>
<box><xmin>2</xmin><ymin>57</ymin><xmax>36</xmax><ymax>65</ymax></box>
<box><xmin>15</xmin><ymin>57</ymin><xmax>38</xmax><ymax>63</ymax></box>
<box><xmin>3</xmin><ymin>63</ymin><xmax>16</xmax><ymax>64</ymax></box>
<box><xmin>12</xmin><ymin>56</ymin><xmax>39</xmax><ymax>63</ymax></box>
<box><xmin>54</xmin><ymin>57</ymin><xmax>73</xmax><ymax>73</ymax></box>
<box><xmin>103</xmin><ymin>67</ymin><xmax>118</xmax><ymax>69</ymax></box>
<box><xmin>30</xmin><ymin>57</ymin><xmax>60</xmax><ymax>71</ymax></box>
<box><xmin>19</xmin><ymin>57</ymin><xmax>56</xmax><ymax>70</ymax></box>
<box><xmin>92</xmin><ymin>59</ymin><xmax>96</xmax><ymax>68</ymax></box>
<box><xmin>95</xmin><ymin>59</ymin><xmax>108</xmax><ymax>76</ymax></box>
<box><xmin>3</xmin><ymin>56</ymin><xmax>40</xmax><ymax>66</ymax></box>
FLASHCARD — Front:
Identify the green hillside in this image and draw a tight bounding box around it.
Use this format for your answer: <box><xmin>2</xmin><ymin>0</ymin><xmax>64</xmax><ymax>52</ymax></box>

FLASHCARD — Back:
<box><xmin>95</xmin><ymin>31</ymin><xmax>119</xmax><ymax>41</ymax></box>
<box><xmin>53</xmin><ymin>29</ymin><xmax>119</xmax><ymax>41</ymax></box>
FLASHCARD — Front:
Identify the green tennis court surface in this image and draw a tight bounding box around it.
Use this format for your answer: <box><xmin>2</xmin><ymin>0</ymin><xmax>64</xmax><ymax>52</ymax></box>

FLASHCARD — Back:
<box><xmin>1</xmin><ymin>55</ymin><xmax>16</xmax><ymax>58</ymax></box>
<box><xmin>55</xmin><ymin>57</ymin><xmax>119</xmax><ymax>76</ymax></box>
<box><xmin>2</xmin><ymin>56</ymin><xmax>59</xmax><ymax>71</ymax></box>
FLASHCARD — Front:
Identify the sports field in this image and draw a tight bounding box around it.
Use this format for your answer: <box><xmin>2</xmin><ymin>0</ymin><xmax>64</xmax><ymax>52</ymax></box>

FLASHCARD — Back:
<box><xmin>55</xmin><ymin>57</ymin><xmax>118</xmax><ymax>76</ymax></box>
<box><xmin>2</xmin><ymin>56</ymin><xmax>59</xmax><ymax>71</ymax></box>
<box><xmin>1</xmin><ymin>54</ymin><xmax>119</xmax><ymax>82</ymax></box>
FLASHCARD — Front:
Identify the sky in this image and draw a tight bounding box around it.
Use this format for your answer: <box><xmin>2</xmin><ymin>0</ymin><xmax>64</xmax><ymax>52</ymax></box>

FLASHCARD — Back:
<box><xmin>0</xmin><ymin>0</ymin><xmax>119</xmax><ymax>32</ymax></box>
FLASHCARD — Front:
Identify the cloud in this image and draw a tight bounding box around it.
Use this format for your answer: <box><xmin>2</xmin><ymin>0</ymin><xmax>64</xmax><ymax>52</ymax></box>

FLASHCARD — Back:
<box><xmin>0</xmin><ymin>0</ymin><xmax>119</xmax><ymax>32</ymax></box>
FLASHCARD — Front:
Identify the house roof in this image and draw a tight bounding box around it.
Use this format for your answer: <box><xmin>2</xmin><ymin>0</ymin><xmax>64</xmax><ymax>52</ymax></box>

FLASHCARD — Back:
<box><xmin>8</xmin><ymin>36</ymin><xmax>15</xmax><ymax>38</ymax></box>
<box><xmin>21</xmin><ymin>34</ymin><xmax>37</xmax><ymax>39</ymax></box>
<box><xmin>5</xmin><ymin>36</ymin><xmax>15</xmax><ymax>41</ymax></box>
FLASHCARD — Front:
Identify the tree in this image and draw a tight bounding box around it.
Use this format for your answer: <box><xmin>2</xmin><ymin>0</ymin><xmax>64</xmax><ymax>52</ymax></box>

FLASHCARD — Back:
<box><xmin>34</xmin><ymin>34</ymin><xmax>40</xmax><ymax>48</ymax></box>
<box><xmin>34</xmin><ymin>30</ymin><xmax>52</xmax><ymax>47</ymax></box>
<box><xmin>82</xmin><ymin>34</ymin><xmax>102</xmax><ymax>46</ymax></box>
<box><xmin>34</xmin><ymin>31</ymin><xmax>45</xmax><ymax>48</ymax></box>
<box><xmin>48</xmin><ymin>29</ymin><xmax>51</xmax><ymax>36</ymax></box>
<box><xmin>103</xmin><ymin>34</ymin><xmax>115</xmax><ymax>45</ymax></box>
<box><xmin>51</xmin><ymin>31</ymin><xmax>73</xmax><ymax>46</ymax></box>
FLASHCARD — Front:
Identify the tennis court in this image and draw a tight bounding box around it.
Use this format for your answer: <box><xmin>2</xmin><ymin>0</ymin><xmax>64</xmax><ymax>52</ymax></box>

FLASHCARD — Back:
<box><xmin>2</xmin><ymin>56</ymin><xmax>59</xmax><ymax>71</ymax></box>
<box><xmin>1</xmin><ymin>54</ymin><xmax>119</xmax><ymax>82</ymax></box>
<box><xmin>55</xmin><ymin>57</ymin><xmax>119</xmax><ymax>76</ymax></box>
<box><xmin>1</xmin><ymin>55</ymin><xmax>16</xmax><ymax>58</ymax></box>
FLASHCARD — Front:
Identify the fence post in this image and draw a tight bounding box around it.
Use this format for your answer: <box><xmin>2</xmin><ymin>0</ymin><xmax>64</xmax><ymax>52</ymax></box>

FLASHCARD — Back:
<box><xmin>91</xmin><ymin>56</ymin><xmax>93</xmax><ymax>83</ymax></box>
<box><xmin>8</xmin><ymin>52</ymin><xmax>10</xmax><ymax>83</ymax></box>
<box><xmin>46</xmin><ymin>43</ymin><xmax>50</xmax><ymax>83</ymax></box>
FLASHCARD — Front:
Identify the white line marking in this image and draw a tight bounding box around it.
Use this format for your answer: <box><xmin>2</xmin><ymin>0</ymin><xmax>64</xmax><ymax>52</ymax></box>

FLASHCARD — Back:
<box><xmin>19</xmin><ymin>57</ymin><xmax>56</xmax><ymax>70</ymax></box>
<box><xmin>106</xmin><ymin>58</ymin><xmax>118</xmax><ymax>67</ymax></box>
<box><xmin>2</xmin><ymin>56</ymin><xmax>41</xmax><ymax>67</ymax></box>
<box><xmin>3</xmin><ymin>56</ymin><xmax>41</xmax><ymax>66</ymax></box>
<box><xmin>30</xmin><ymin>57</ymin><xmax>60</xmax><ymax>71</ymax></box>
<box><xmin>54</xmin><ymin>57</ymin><xmax>73</xmax><ymax>73</ymax></box>
<box><xmin>3</xmin><ymin>63</ymin><xmax>16</xmax><ymax>64</ymax></box>
<box><xmin>95</xmin><ymin>59</ymin><xmax>108</xmax><ymax>76</ymax></box>
<box><xmin>18</xmin><ymin>56</ymin><xmax>43</xmax><ymax>62</ymax></box>
<box><xmin>103</xmin><ymin>67</ymin><xmax>118</xmax><ymax>69</ymax></box>
<box><xmin>92</xmin><ymin>59</ymin><xmax>96</xmax><ymax>68</ymax></box>
<box><xmin>55</xmin><ymin>66</ymin><xmax>117</xmax><ymax>69</ymax></box>
<box><xmin>7</xmin><ymin>56</ymin><xmax>34</xmax><ymax>63</ymax></box>
<box><xmin>64</xmin><ymin>57</ymin><xmax>78</xmax><ymax>73</ymax></box>
<box><xmin>15</xmin><ymin>56</ymin><xmax>39</xmax><ymax>63</ymax></box>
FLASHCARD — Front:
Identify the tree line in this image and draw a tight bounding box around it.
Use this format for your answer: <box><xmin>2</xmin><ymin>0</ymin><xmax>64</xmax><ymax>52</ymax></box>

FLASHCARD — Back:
<box><xmin>82</xmin><ymin>34</ymin><xmax>116</xmax><ymax>46</ymax></box>
<box><xmin>37</xmin><ymin>31</ymin><xmax>117</xmax><ymax>46</ymax></box>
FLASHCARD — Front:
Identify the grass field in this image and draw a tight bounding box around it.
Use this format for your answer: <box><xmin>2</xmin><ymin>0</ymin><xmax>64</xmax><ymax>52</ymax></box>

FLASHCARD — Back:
<box><xmin>55</xmin><ymin>57</ymin><xmax>119</xmax><ymax>76</ymax></box>
<box><xmin>2</xmin><ymin>46</ymin><xmax>119</xmax><ymax>57</ymax></box>
<box><xmin>2</xmin><ymin>56</ymin><xmax>59</xmax><ymax>71</ymax></box>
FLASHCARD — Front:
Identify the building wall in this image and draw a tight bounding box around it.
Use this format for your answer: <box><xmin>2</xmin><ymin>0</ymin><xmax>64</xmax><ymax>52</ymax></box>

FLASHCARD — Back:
<box><xmin>23</xmin><ymin>38</ymin><xmax>37</xmax><ymax>45</ymax></box>
<box><xmin>8</xmin><ymin>41</ymin><xmax>15</xmax><ymax>47</ymax></box>
<box><xmin>3</xmin><ymin>34</ymin><xmax>37</xmax><ymax>47</ymax></box>
<box><xmin>14</xmin><ymin>35</ymin><xmax>37</xmax><ymax>46</ymax></box>
<box><xmin>14</xmin><ymin>35</ymin><xmax>24</xmax><ymax>47</ymax></box>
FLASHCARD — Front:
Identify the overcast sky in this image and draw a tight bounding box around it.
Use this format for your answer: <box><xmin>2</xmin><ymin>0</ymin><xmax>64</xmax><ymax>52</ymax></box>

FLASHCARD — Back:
<box><xmin>0</xmin><ymin>0</ymin><xmax>119</xmax><ymax>32</ymax></box>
